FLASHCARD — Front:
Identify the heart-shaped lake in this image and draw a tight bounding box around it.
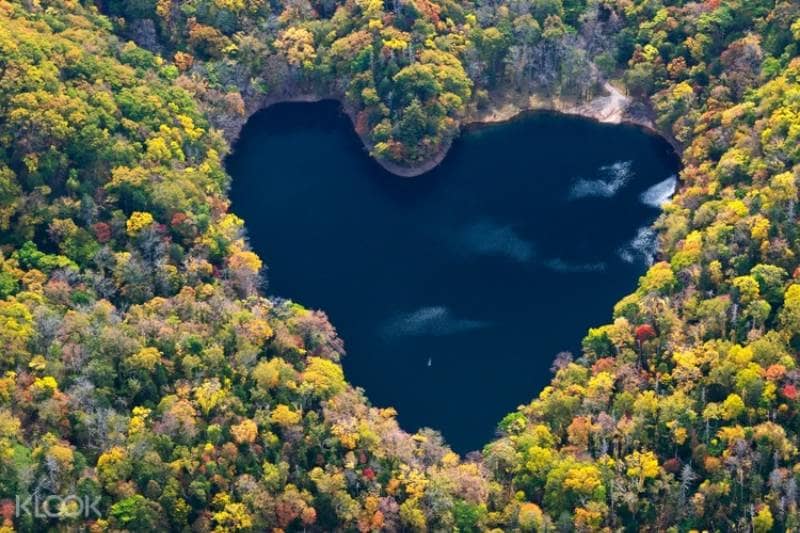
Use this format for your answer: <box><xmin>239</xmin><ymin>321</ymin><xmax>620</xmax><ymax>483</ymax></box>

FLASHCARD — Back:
<box><xmin>227</xmin><ymin>100</ymin><xmax>681</xmax><ymax>453</ymax></box>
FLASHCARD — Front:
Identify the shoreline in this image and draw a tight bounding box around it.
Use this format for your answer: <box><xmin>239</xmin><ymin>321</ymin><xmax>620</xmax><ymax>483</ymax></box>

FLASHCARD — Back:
<box><xmin>235</xmin><ymin>90</ymin><xmax>453</xmax><ymax>177</ymax></box>
<box><xmin>462</xmin><ymin>82</ymin><xmax>681</xmax><ymax>153</ymax></box>
<box><xmin>232</xmin><ymin>82</ymin><xmax>680</xmax><ymax>178</ymax></box>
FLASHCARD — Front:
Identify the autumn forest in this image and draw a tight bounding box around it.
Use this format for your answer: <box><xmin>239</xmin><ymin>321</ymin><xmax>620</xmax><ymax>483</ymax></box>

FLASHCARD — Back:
<box><xmin>0</xmin><ymin>0</ymin><xmax>800</xmax><ymax>531</ymax></box>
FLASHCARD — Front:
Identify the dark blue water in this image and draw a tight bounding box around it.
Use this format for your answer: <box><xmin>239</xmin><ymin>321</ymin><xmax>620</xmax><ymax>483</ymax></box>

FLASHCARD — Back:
<box><xmin>227</xmin><ymin>101</ymin><xmax>680</xmax><ymax>453</ymax></box>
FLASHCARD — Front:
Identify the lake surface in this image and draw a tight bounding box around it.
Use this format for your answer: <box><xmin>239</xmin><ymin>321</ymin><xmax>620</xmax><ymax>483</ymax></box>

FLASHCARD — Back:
<box><xmin>227</xmin><ymin>101</ymin><xmax>680</xmax><ymax>453</ymax></box>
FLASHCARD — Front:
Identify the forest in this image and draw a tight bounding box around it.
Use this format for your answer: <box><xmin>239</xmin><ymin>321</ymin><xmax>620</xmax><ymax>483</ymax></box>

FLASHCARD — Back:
<box><xmin>0</xmin><ymin>0</ymin><xmax>799</xmax><ymax>530</ymax></box>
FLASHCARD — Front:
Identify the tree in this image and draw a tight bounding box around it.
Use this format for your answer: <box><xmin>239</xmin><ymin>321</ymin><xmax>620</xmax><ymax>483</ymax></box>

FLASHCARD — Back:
<box><xmin>271</xmin><ymin>404</ymin><xmax>302</xmax><ymax>427</ymax></box>
<box><xmin>274</xmin><ymin>27</ymin><xmax>317</xmax><ymax>68</ymax></box>
<box><xmin>531</xmin><ymin>0</ymin><xmax>564</xmax><ymax>24</ymax></box>
<box><xmin>126</xmin><ymin>211</ymin><xmax>155</xmax><ymax>236</ymax></box>
<box><xmin>110</xmin><ymin>495</ymin><xmax>161</xmax><ymax>530</ymax></box>
<box><xmin>302</xmin><ymin>357</ymin><xmax>346</xmax><ymax>398</ymax></box>
<box><xmin>0</xmin><ymin>298</ymin><xmax>34</xmax><ymax>366</ymax></box>
<box><xmin>625</xmin><ymin>451</ymin><xmax>660</xmax><ymax>491</ymax></box>
<box><xmin>751</xmin><ymin>264</ymin><xmax>787</xmax><ymax>306</ymax></box>
<box><xmin>720</xmin><ymin>35</ymin><xmax>763</xmax><ymax>98</ymax></box>
<box><xmin>625</xmin><ymin>62</ymin><xmax>656</xmax><ymax>97</ymax></box>
<box><xmin>231</xmin><ymin>419</ymin><xmax>258</xmax><ymax>445</ymax></box>
<box><xmin>395</xmin><ymin>99</ymin><xmax>430</xmax><ymax>147</ymax></box>
<box><xmin>722</xmin><ymin>393</ymin><xmax>745</xmax><ymax>421</ymax></box>
<box><xmin>753</xmin><ymin>505</ymin><xmax>774</xmax><ymax>533</ymax></box>
<box><xmin>779</xmin><ymin>284</ymin><xmax>800</xmax><ymax>338</ymax></box>
<box><xmin>518</xmin><ymin>502</ymin><xmax>547</xmax><ymax>531</ymax></box>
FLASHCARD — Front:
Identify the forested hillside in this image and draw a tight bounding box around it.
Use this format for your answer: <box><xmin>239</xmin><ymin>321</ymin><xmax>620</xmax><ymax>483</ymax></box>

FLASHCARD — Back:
<box><xmin>0</xmin><ymin>0</ymin><xmax>799</xmax><ymax>531</ymax></box>
<box><xmin>105</xmin><ymin>0</ymin><xmax>619</xmax><ymax>168</ymax></box>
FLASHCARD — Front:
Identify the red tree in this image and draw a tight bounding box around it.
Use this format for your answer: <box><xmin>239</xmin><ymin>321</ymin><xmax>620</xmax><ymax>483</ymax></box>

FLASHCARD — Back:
<box><xmin>635</xmin><ymin>324</ymin><xmax>657</xmax><ymax>343</ymax></box>
<box><xmin>92</xmin><ymin>222</ymin><xmax>112</xmax><ymax>243</ymax></box>
<box><xmin>781</xmin><ymin>384</ymin><xmax>798</xmax><ymax>401</ymax></box>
